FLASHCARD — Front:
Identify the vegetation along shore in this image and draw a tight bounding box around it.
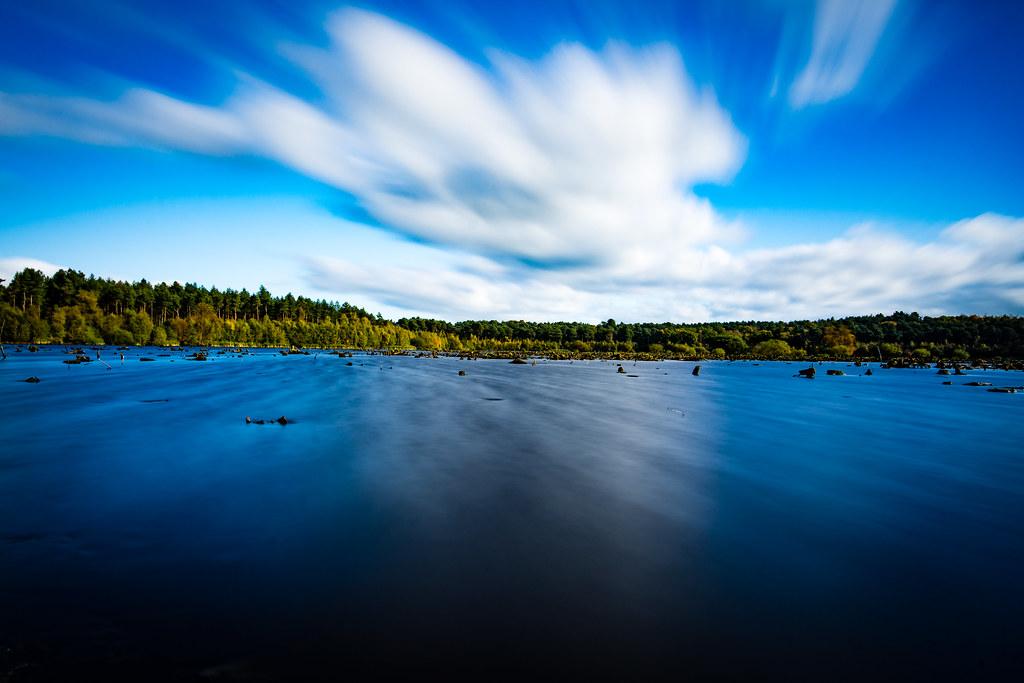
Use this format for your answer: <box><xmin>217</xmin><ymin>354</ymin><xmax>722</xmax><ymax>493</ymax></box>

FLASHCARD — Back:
<box><xmin>2</xmin><ymin>268</ymin><xmax>1023</xmax><ymax>363</ymax></box>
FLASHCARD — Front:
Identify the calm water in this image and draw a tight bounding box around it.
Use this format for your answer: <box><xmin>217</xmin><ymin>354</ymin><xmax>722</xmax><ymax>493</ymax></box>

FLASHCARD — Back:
<box><xmin>1</xmin><ymin>347</ymin><xmax>1022</xmax><ymax>680</ymax></box>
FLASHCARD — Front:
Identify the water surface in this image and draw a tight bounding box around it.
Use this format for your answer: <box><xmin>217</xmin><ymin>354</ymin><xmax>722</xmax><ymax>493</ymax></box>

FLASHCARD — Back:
<box><xmin>2</xmin><ymin>348</ymin><xmax>1022</xmax><ymax>679</ymax></box>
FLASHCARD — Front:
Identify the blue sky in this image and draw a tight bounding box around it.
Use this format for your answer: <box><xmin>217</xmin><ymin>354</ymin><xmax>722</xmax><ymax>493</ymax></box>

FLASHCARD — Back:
<box><xmin>2</xmin><ymin>0</ymin><xmax>1023</xmax><ymax>321</ymax></box>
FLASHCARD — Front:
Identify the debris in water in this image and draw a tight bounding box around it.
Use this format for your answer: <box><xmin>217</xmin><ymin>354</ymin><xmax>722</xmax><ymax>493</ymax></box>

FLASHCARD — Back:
<box><xmin>245</xmin><ymin>415</ymin><xmax>292</xmax><ymax>425</ymax></box>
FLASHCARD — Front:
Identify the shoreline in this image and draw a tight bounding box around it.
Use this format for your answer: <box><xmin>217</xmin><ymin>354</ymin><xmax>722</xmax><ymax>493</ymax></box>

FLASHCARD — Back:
<box><xmin>4</xmin><ymin>342</ymin><xmax>1024</xmax><ymax>370</ymax></box>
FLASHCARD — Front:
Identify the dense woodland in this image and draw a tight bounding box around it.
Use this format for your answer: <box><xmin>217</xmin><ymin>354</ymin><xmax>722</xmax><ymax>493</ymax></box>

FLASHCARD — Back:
<box><xmin>2</xmin><ymin>268</ymin><xmax>1024</xmax><ymax>360</ymax></box>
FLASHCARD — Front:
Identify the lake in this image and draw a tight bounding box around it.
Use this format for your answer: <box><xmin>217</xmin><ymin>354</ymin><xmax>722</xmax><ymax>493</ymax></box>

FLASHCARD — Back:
<box><xmin>1</xmin><ymin>347</ymin><xmax>1022</xmax><ymax>680</ymax></box>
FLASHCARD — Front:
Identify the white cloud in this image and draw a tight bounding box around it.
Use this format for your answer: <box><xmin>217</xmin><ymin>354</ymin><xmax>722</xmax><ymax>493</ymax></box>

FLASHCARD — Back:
<box><xmin>305</xmin><ymin>214</ymin><xmax>1024</xmax><ymax>322</ymax></box>
<box><xmin>0</xmin><ymin>89</ymin><xmax>246</xmax><ymax>152</ymax></box>
<box><xmin>1</xmin><ymin>9</ymin><xmax>746</xmax><ymax>270</ymax></box>
<box><xmin>789</xmin><ymin>0</ymin><xmax>897</xmax><ymax>108</ymax></box>
<box><xmin>287</xmin><ymin>9</ymin><xmax>748</xmax><ymax>265</ymax></box>
<box><xmin>735</xmin><ymin>215</ymin><xmax>1024</xmax><ymax>316</ymax></box>
<box><xmin>4</xmin><ymin>8</ymin><xmax>1023</xmax><ymax>322</ymax></box>
<box><xmin>0</xmin><ymin>256</ymin><xmax>63</xmax><ymax>282</ymax></box>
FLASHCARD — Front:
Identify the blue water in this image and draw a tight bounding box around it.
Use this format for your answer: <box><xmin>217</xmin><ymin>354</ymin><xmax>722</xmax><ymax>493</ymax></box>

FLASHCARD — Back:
<box><xmin>2</xmin><ymin>347</ymin><xmax>1022</xmax><ymax>680</ymax></box>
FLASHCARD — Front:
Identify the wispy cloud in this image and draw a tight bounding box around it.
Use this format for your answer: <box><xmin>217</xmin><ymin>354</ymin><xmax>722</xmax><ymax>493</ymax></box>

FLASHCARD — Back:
<box><xmin>789</xmin><ymin>0</ymin><xmax>897</xmax><ymax>108</ymax></box>
<box><xmin>305</xmin><ymin>213</ymin><xmax>1024</xmax><ymax>322</ymax></box>
<box><xmin>0</xmin><ymin>256</ymin><xmax>63</xmax><ymax>281</ymax></box>
<box><xmin>0</xmin><ymin>9</ymin><xmax>746</xmax><ymax>269</ymax></box>
<box><xmin>3</xmin><ymin>7</ymin><xmax>1023</xmax><ymax>322</ymax></box>
<box><xmin>287</xmin><ymin>9</ymin><xmax>748</xmax><ymax>265</ymax></box>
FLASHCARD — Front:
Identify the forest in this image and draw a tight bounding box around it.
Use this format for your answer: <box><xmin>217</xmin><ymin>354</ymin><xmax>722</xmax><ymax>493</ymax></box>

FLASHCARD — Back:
<box><xmin>2</xmin><ymin>267</ymin><xmax>1024</xmax><ymax>360</ymax></box>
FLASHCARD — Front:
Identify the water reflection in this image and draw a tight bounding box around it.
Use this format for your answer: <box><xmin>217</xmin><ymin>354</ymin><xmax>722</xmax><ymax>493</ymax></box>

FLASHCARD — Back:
<box><xmin>1</xmin><ymin>349</ymin><xmax>1021</xmax><ymax>679</ymax></box>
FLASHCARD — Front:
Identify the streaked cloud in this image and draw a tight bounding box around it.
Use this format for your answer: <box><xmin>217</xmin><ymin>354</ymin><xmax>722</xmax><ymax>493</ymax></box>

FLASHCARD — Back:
<box><xmin>306</xmin><ymin>213</ymin><xmax>1024</xmax><ymax>322</ymax></box>
<box><xmin>3</xmin><ymin>6</ymin><xmax>1023</xmax><ymax>323</ymax></box>
<box><xmin>0</xmin><ymin>9</ymin><xmax>746</xmax><ymax>271</ymax></box>
<box><xmin>789</xmin><ymin>0</ymin><xmax>897</xmax><ymax>108</ymax></box>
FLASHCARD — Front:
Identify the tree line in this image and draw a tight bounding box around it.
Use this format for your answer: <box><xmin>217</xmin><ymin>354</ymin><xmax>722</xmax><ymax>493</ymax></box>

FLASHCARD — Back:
<box><xmin>2</xmin><ymin>268</ymin><xmax>1023</xmax><ymax>360</ymax></box>
<box><xmin>0</xmin><ymin>268</ymin><xmax>412</xmax><ymax>349</ymax></box>
<box><xmin>396</xmin><ymin>312</ymin><xmax>1024</xmax><ymax>360</ymax></box>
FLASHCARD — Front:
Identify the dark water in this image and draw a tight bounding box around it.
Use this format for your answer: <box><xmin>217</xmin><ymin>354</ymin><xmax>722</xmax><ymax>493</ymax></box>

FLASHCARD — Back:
<box><xmin>1</xmin><ymin>347</ymin><xmax>1022</xmax><ymax>680</ymax></box>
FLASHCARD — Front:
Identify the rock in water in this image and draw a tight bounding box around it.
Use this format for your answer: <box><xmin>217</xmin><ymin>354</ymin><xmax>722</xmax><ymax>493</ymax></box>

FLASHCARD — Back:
<box><xmin>276</xmin><ymin>416</ymin><xmax>289</xmax><ymax>425</ymax></box>
<box><xmin>457</xmin><ymin>370</ymin><xmax>466</xmax><ymax>376</ymax></box>
<box><xmin>826</xmin><ymin>369</ymin><xmax>845</xmax><ymax>376</ymax></box>
<box><xmin>865</xmin><ymin>369</ymin><xmax>873</xmax><ymax>376</ymax></box>
<box><xmin>692</xmin><ymin>365</ymin><xmax>701</xmax><ymax>376</ymax></box>
<box><xmin>510</xmin><ymin>358</ymin><xmax>528</xmax><ymax>365</ymax></box>
<box><xmin>22</xmin><ymin>376</ymin><xmax>41</xmax><ymax>383</ymax></box>
<box><xmin>617</xmin><ymin>366</ymin><xmax>626</xmax><ymax>374</ymax></box>
<box><xmin>798</xmin><ymin>367</ymin><xmax>816</xmax><ymax>378</ymax></box>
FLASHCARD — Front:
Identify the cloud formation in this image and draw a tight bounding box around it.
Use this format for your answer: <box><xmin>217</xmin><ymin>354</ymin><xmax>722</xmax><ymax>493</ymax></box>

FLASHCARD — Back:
<box><xmin>1</xmin><ymin>9</ymin><xmax>746</xmax><ymax>271</ymax></box>
<box><xmin>789</xmin><ymin>0</ymin><xmax>897</xmax><ymax>108</ymax></box>
<box><xmin>0</xmin><ymin>256</ymin><xmax>63</xmax><ymax>282</ymax></box>
<box><xmin>3</xmin><ymin>7</ymin><xmax>1023</xmax><ymax>322</ymax></box>
<box><xmin>306</xmin><ymin>213</ymin><xmax>1024</xmax><ymax>322</ymax></box>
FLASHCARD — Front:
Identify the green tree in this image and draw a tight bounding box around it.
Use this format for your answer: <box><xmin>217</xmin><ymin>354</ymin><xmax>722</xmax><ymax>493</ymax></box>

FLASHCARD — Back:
<box><xmin>127</xmin><ymin>310</ymin><xmax>154</xmax><ymax>344</ymax></box>
<box><xmin>752</xmin><ymin>339</ymin><xmax>793</xmax><ymax>358</ymax></box>
<box><xmin>152</xmin><ymin>325</ymin><xmax>168</xmax><ymax>346</ymax></box>
<box><xmin>823</xmin><ymin>325</ymin><xmax>857</xmax><ymax>357</ymax></box>
<box><xmin>7</xmin><ymin>268</ymin><xmax>47</xmax><ymax>311</ymax></box>
<box><xmin>879</xmin><ymin>342</ymin><xmax>902</xmax><ymax>358</ymax></box>
<box><xmin>192</xmin><ymin>303</ymin><xmax>220</xmax><ymax>346</ymax></box>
